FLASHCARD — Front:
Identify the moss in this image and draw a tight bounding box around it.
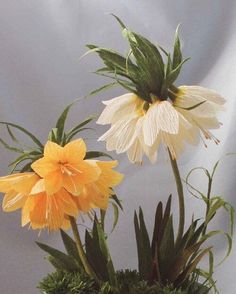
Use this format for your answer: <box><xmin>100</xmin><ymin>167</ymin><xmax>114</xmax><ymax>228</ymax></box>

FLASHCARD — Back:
<box><xmin>38</xmin><ymin>269</ymin><xmax>209</xmax><ymax>294</ymax></box>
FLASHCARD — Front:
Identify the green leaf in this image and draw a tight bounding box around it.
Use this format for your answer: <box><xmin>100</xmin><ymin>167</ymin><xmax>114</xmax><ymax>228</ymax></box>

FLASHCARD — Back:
<box><xmin>66</xmin><ymin>115</ymin><xmax>95</xmax><ymax>140</ymax></box>
<box><xmin>36</xmin><ymin>242</ymin><xmax>79</xmax><ymax>272</ymax></box>
<box><xmin>134</xmin><ymin>208</ymin><xmax>152</xmax><ymax>280</ymax></box>
<box><xmin>200</xmin><ymin>230</ymin><xmax>232</xmax><ymax>264</ymax></box>
<box><xmin>176</xmin><ymin>100</ymin><xmax>206</xmax><ymax>111</ymax></box>
<box><xmin>6</xmin><ymin>125</ymin><xmax>19</xmax><ymax>143</ymax></box>
<box><xmin>86</xmin><ymin>82</ymin><xmax>119</xmax><ymax>98</ymax></box>
<box><xmin>65</xmin><ymin>127</ymin><xmax>93</xmax><ymax>143</ymax></box>
<box><xmin>169</xmin><ymin>240</ymin><xmax>204</xmax><ymax>281</ymax></box>
<box><xmin>85</xmin><ymin>230</ymin><xmax>107</xmax><ymax>279</ymax></box>
<box><xmin>85</xmin><ymin>221</ymin><xmax>117</xmax><ymax>286</ymax></box>
<box><xmin>111</xmin><ymin>14</ymin><xmax>126</xmax><ymax>30</ymax></box>
<box><xmin>87</xmin><ymin>45</ymin><xmax>138</xmax><ymax>78</ymax></box>
<box><xmin>159</xmin><ymin>216</ymin><xmax>175</xmax><ymax>277</ymax></box>
<box><xmin>176</xmin><ymin>247</ymin><xmax>212</xmax><ymax>286</ymax></box>
<box><xmin>84</xmin><ymin>151</ymin><xmax>113</xmax><ymax>160</ymax></box>
<box><xmin>0</xmin><ymin>138</ymin><xmax>23</xmax><ymax>153</ymax></box>
<box><xmin>0</xmin><ymin>122</ymin><xmax>43</xmax><ymax>149</ymax></box>
<box><xmin>151</xmin><ymin>201</ymin><xmax>163</xmax><ymax>256</ymax></box>
<box><xmin>60</xmin><ymin>230</ymin><xmax>82</xmax><ymax>267</ymax></box>
<box><xmin>96</xmin><ymin>222</ymin><xmax>117</xmax><ymax>287</ymax></box>
<box><xmin>46</xmin><ymin>256</ymin><xmax>69</xmax><ymax>271</ymax></box>
<box><xmin>55</xmin><ymin>102</ymin><xmax>74</xmax><ymax>143</ymax></box>
<box><xmin>172</xmin><ymin>24</ymin><xmax>182</xmax><ymax>69</ymax></box>
<box><xmin>110</xmin><ymin>193</ymin><xmax>123</xmax><ymax>210</ymax></box>
<box><xmin>166</xmin><ymin>57</ymin><xmax>190</xmax><ymax>86</ymax></box>
<box><xmin>20</xmin><ymin>161</ymin><xmax>33</xmax><ymax>172</ymax></box>
<box><xmin>48</xmin><ymin>128</ymin><xmax>58</xmax><ymax>143</ymax></box>
<box><xmin>9</xmin><ymin>153</ymin><xmax>31</xmax><ymax>173</ymax></box>
<box><xmin>110</xmin><ymin>203</ymin><xmax>119</xmax><ymax>233</ymax></box>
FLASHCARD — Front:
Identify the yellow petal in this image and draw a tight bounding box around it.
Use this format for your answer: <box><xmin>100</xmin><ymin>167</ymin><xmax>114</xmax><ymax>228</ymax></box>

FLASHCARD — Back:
<box><xmin>21</xmin><ymin>196</ymin><xmax>35</xmax><ymax>226</ymax></box>
<box><xmin>56</xmin><ymin>189</ymin><xmax>78</xmax><ymax>217</ymax></box>
<box><xmin>62</xmin><ymin>174</ymin><xmax>83</xmax><ymax>195</ymax></box>
<box><xmin>29</xmin><ymin>193</ymin><xmax>47</xmax><ymax>229</ymax></box>
<box><xmin>2</xmin><ymin>190</ymin><xmax>27</xmax><ymax>212</ymax></box>
<box><xmin>31</xmin><ymin>157</ymin><xmax>60</xmax><ymax>178</ymax></box>
<box><xmin>0</xmin><ymin>173</ymin><xmax>36</xmax><ymax>193</ymax></box>
<box><xmin>44</xmin><ymin>170</ymin><xmax>63</xmax><ymax>195</ymax></box>
<box><xmin>72</xmin><ymin>192</ymin><xmax>92</xmax><ymax>212</ymax></box>
<box><xmin>47</xmin><ymin>196</ymin><xmax>64</xmax><ymax>230</ymax></box>
<box><xmin>30</xmin><ymin>179</ymin><xmax>46</xmax><ymax>195</ymax></box>
<box><xmin>63</xmin><ymin>139</ymin><xmax>87</xmax><ymax>164</ymax></box>
<box><xmin>44</xmin><ymin>141</ymin><xmax>64</xmax><ymax>160</ymax></box>
<box><xmin>96</xmin><ymin>160</ymin><xmax>124</xmax><ymax>187</ymax></box>
<box><xmin>13</xmin><ymin>173</ymin><xmax>40</xmax><ymax>194</ymax></box>
<box><xmin>62</xmin><ymin>161</ymin><xmax>100</xmax><ymax>193</ymax></box>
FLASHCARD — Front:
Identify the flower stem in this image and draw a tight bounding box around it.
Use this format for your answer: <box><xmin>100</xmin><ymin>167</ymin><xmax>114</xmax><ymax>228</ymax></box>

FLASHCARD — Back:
<box><xmin>69</xmin><ymin>216</ymin><xmax>98</xmax><ymax>282</ymax></box>
<box><xmin>168</xmin><ymin>150</ymin><xmax>185</xmax><ymax>245</ymax></box>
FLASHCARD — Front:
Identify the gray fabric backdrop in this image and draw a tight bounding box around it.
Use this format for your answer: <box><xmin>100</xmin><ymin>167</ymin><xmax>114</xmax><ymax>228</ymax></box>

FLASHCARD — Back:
<box><xmin>0</xmin><ymin>1</ymin><xmax>236</xmax><ymax>293</ymax></box>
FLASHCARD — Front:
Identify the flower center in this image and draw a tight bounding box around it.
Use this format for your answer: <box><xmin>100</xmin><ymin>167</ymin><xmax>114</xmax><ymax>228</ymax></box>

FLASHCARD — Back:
<box><xmin>58</xmin><ymin>161</ymin><xmax>83</xmax><ymax>176</ymax></box>
<box><xmin>135</xmin><ymin>99</ymin><xmax>150</xmax><ymax>116</ymax></box>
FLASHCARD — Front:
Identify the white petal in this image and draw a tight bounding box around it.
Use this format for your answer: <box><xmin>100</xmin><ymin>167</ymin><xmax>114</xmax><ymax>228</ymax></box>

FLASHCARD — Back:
<box><xmin>143</xmin><ymin>103</ymin><xmax>159</xmax><ymax>146</ymax></box>
<box><xmin>97</xmin><ymin>93</ymin><xmax>136</xmax><ymax>125</ymax></box>
<box><xmin>98</xmin><ymin>121</ymin><xmax>124</xmax><ymax>142</ymax></box>
<box><xmin>99</xmin><ymin>116</ymin><xmax>139</xmax><ymax>153</ymax></box>
<box><xmin>115</xmin><ymin>117</ymin><xmax>139</xmax><ymax>153</ymax></box>
<box><xmin>127</xmin><ymin>139</ymin><xmax>144</xmax><ymax>164</ymax></box>
<box><xmin>156</xmin><ymin>101</ymin><xmax>179</xmax><ymax>134</ymax></box>
<box><xmin>179</xmin><ymin>86</ymin><xmax>225</xmax><ymax>105</ymax></box>
<box><xmin>139</xmin><ymin>126</ymin><xmax>160</xmax><ymax>163</ymax></box>
<box><xmin>193</xmin><ymin>116</ymin><xmax>221</xmax><ymax>129</ymax></box>
<box><xmin>161</xmin><ymin>131</ymin><xmax>184</xmax><ymax>159</ymax></box>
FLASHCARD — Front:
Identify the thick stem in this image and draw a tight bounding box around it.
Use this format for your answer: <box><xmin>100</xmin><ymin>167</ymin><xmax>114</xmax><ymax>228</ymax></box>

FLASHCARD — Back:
<box><xmin>168</xmin><ymin>150</ymin><xmax>185</xmax><ymax>245</ymax></box>
<box><xmin>69</xmin><ymin>216</ymin><xmax>98</xmax><ymax>281</ymax></box>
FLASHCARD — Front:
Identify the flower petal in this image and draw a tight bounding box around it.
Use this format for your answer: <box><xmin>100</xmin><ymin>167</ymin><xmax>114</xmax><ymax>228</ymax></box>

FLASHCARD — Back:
<box><xmin>63</xmin><ymin>139</ymin><xmax>86</xmax><ymax>163</ymax></box>
<box><xmin>31</xmin><ymin>157</ymin><xmax>59</xmax><ymax>178</ymax></box>
<box><xmin>127</xmin><ymin>139</ymin><xmax>144</xmax><ymax>164</ymax></box>
<box><xmin>2</xmin><ymin>191</ymin><xmax>27</xmax><ymax>212</ymax></box>
<box><xmin>56</xmin><ymin>189</ymin><xmax>78</xmax><ymax>218</ymax></box>
<box><xmin>44</xmin><ymin>170</ymin><xmax>63</xmax><ymax>195</ymax></box>
<box><xmin>97</xmin><ymin>93</ymin><xmax>137</xmax><ymax>125</ymax></box>
<box><xmin>44</xmin><ymin>141</ymin><xmax>64</xmax><ymax>160</ymax></box>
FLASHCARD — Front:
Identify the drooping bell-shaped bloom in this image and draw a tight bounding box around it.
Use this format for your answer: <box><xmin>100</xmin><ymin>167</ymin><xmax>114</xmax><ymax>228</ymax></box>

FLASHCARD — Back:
<box><xmin>97</xmin><ymin>87</ymin><xmax>225</xmax><ymax>163</ymax></box>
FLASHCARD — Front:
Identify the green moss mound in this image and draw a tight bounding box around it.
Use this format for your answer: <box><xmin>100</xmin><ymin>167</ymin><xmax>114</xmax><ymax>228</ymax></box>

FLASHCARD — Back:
<box><xmin>38</xmin><ymin>269</ymin><xmax>210</xmax><ymax>294</ymax></box>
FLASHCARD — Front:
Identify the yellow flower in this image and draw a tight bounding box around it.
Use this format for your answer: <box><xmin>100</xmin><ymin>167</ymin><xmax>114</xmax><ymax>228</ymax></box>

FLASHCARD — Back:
<box><xmin>72</xmin><ymin>160</ymin><xmax>123</xmax><ymax>211</ymax></box>
<box><xmin>0</xmin><ymin>173</ymin><xmax>39</xmax><ymax>212</ymax></box>
<box><xmin>0</xmin><ymin>172</ymin><xmax>78</xmax><ymax>231</ymax></box>
<box><xmin>31</xmin><ymin>139</ymin><xmax>101</xmax><ymax>195</ymax></box>
<box><xmin>97</xmin><ymin>87</ymin><xmax>225</xmax><ymax>163</ymax></box>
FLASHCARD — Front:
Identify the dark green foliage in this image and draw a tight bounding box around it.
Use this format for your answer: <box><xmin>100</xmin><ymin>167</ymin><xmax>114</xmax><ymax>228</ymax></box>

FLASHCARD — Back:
<box><xmin>36</xmin><ymin>241</ymin><xmax>80</xmax><ymax>272</ymax></box>
<box><xmin>85</xmin><ymin>219</ymin><xmax>117</xmax><ymax>287</ymax></box>
<box><xmin>38</xmin><ymin>269</ymin><xmax>210</xmax><ymax>294</ymax></box>
<box><xmin>134</xmin><ymin>196</ymin><xmax>212</xmax><ymax>289</ymax></box>
<box><xmin>87</xmin><ymin>15</ymin><xmax>188</xmax><ymax>102</ymax></box>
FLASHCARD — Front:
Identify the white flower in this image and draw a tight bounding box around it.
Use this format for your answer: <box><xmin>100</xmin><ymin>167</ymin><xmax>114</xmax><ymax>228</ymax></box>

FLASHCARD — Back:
<box><xmin>97</xmin><ymin>86</ymin><xmax>225</xmax><ymax>163</ymax></box>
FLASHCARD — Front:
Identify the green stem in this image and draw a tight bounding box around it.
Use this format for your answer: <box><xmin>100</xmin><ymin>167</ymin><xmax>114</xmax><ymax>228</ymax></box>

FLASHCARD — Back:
<box><xmin>168</xmin><ymin>149</ymin><xmax>185</xmax><ymax>245</ymax></box>
<box><xmin>69</xmin><ymin>216</ymin><xmax>98</xmax><ymax>282</ymax></box>
<box><xmin>202</xmin><ymin>176</ymin><xmax>213</xmax><ymax>235</ymax></box>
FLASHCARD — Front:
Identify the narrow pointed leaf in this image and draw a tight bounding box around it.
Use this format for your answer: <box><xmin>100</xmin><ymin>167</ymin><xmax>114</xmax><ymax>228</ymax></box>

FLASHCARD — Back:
<box><xmin>36</xmin><ymin>242</ymin><xmax>78</xmax><ymax>271</ymax></box>
<box><xmin>60</xmin><ymin>230</ymin><xmax>82</xmax><ymax>266</ymax></box>
<box><xmin>0</xmin><ymin>122</ymin><xmax>43</xmax><ymax>148</ymax></box>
